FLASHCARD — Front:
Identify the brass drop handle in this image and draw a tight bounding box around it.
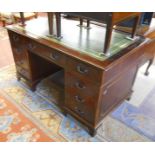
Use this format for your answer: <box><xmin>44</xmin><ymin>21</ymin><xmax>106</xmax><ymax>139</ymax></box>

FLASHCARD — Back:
<box><xmin>13</xmin><ymin>35</ymin><xmax>19</xmax><ymax>42</ymax></box>
<box><xmin>77</xmin><ymin>65</ymin><xmax>88</xmax><ymax>74</ymax></box>
<box><xmin>28</xmin><ymin>43</ymin><xmax>36</xmax><ymax>50</ymax></box>
<box><xmin>75</xmin><ymin>81</ymin><xmax>86</xmax><ymax>89</ymax></box>
<box><xmin>19</xmin><ymin>61</ymin><xmax>24</xmax><ymax>65</ymax></box>
<box><xmin>74</xmin><ymin>107</ymin><xmax>84</xmax><ymax>115</ymax></box>
<box><xmin>103</xmin><ymin>89</ymin><xmax>108</xmax><ymax>95</ymax></box>
<box><xmin>15</xmin><ymin>47</ymin><xmax>22</xmax><ymax>53</ymax></box>
<box><xmin>50</xmin><ymin>52</ymin><xmax>59</xmax><ymax>60</ymax></box>
<box><xmin>75</xmin><ymin>95</ymin><xmax>85</xmax><ymax>103</ymax></box>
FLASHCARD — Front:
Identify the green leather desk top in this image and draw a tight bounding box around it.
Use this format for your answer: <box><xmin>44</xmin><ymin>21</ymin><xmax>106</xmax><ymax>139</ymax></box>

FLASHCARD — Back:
<box><xmin>13</xmin><ymin>17</ymin><xmax>139</xmax><ymax>61</ymax></box>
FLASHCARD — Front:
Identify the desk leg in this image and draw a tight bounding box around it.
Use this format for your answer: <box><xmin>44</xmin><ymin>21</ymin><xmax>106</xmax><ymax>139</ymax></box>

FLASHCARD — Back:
<box><xmin>16</xmin><ymin>74</ymin><xmax>21</xmax><ymax>81</ymax></box>
<box><xmin>131</xmin><ymin>15</ymin><xmax>140</xmax><ymax>38</ymax></box>
<box><xmin>16</xmin><ymin>72</ymin><xmax>37</xmax><ymax>91</ymax></box>
<box><xmin>89</xmin><ymin>128</ymin><xmax>97</xmax><ymax>137</ymax></box>
<box><xmin>145</xmin><ymin>58</ymin><xmax>154</xmax><ymax>76</ymax></box>
<box><xmin>62</xmin><ymin>109</ymin><xmax>67</xmax><ymax>116</ymax></box>
<box><xmin>126</xmin><ymin>90</ymin><xmax>134</xmax><ymax>101</ymax></box>
<box><xmin>104</xmin><ymin>23</ymin><xmax>113</xmax><ymax>55</ymax></box>
<box><xmin>29</xmin><ymin>82</ymin><xmax>37</xmax><ymax>92</ymax></box>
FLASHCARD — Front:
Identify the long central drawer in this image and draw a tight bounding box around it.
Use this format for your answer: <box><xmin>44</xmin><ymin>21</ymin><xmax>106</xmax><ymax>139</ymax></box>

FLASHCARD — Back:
<box><xmin>27</xmin><ymin>39</ymin><xmax>66</xmax><ymax>67</ymax></box>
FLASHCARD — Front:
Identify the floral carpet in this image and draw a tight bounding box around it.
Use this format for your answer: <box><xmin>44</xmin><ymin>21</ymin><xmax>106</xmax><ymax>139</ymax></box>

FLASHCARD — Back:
<box><xmin>0</xmin><ymin>65</ymin><xmax>153</xmax><ymax>142</ymax></box>
<box><xmin>112</xmin><ymin>102</ymin><xmax>155</xmax><ymax>141</ymax></box>
<box><xmin>0</xmin><ymin>65</ymin><xmax>99</xmax><ymax>142</ymax></box>
<box><xmin>0</xmin><ymin>94</ymin><xmax>53</xmax><ymax>142</ymax></box>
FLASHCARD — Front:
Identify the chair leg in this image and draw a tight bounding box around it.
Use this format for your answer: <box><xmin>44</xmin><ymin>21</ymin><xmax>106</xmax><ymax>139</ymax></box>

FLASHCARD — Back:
<box><xmin>131</xmin><ymin>15</ymin><xmax>141</xmax><ymax>38</ymax></box>
<box><xmin>34</xmin><ymin>13</ymin><xmax>38</xmax><ymax>18</ymax></box>
<box><xmin>144</xmin><ymin>58</ymin><xmax>154</xmax><ymax>76</ymax></box>
<box><xmin>104</xmin><ymin>22</ymin><xmax>113</xmax><ymax>55</ymax></box>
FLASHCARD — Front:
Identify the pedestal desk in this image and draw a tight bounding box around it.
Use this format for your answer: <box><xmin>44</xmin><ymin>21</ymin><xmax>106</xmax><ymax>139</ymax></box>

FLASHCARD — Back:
<box><xmin>7</xmin><ymin>17</ymin><xmax>155</xmax><ymax>136</ymax></box>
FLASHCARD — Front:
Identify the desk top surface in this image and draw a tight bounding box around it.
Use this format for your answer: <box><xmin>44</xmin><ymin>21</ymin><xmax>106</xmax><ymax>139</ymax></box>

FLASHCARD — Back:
<box><xmin>7</xmin><ymin>17</ymin><xmax>145</xmax><ymax>69</ymax></box>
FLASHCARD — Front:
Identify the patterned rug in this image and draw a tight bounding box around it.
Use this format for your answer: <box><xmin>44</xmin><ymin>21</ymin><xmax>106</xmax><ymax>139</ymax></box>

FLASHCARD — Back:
<box><xmin>111</xmin><ymin>64</ymin><xmax>155</xmax><ymax>141</ymax></box>
<box><xmin>112</xmin><ymin>101</ymin><xmax>155</xmax><ymax>141</ymax></box>
<box><xmin>0</xmin><ymin>65</ymin><xmax>153</xmax><ymax>142</ymax></box>
<box><xmin>140</xmin><ymin>85</ymin><xmax>155</xmax><ymax>120</ymax></box>
<box><xmin>0</xmin><ymin>65</ymin><xmax>99</xmax><ymax>142</ymax></box>
<box><xmin>0</xmin><ymin>93</ymin><xmax>53</xmax><ymax>142</ymax></box>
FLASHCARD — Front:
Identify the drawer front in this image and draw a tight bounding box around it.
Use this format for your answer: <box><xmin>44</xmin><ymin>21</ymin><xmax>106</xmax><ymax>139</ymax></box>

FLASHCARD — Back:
<box><xmin>16</xmin><ymin>66</ymin><xmax>31</xmax><ymax>79</ymax></box>
<box><xmin>65</xmin><ymin>72</ymin><xmax>100</xmax><ymax>100</ymax></box>
<box><xmin>8</xmin><ymin>31</ymin><xmax>29</xmax><ymax>70</ymax></box>
<box><xmin>12</xmin><ymin>46</ymin><xmax>29</xmax><ymax>70</ymax></box>
<box><xmin>8</xmin><ymin>31</ymin><xmax>25</xmax><ymax>47</ymax></box>
<box><xmin>27</xmin><ymin>40</ymin><xmax>66</xmax><ymax>67</ymax></box>
<box><xmin>65</xmin><ymin>96</ymin><xmax>95</xmax><ymax>123</ymax></box>
<box><xmin>66</xmin><ymin>57</ymin><xmax>102</xmax><ymax>83</ymax></box>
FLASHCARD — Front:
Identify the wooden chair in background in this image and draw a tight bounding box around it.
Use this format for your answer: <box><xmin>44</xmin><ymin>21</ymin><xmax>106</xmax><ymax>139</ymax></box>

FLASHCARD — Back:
<box><xmin>0</xmin><ymin>12</ymin><xmax>38</xmax><ymax>27</ymax></box>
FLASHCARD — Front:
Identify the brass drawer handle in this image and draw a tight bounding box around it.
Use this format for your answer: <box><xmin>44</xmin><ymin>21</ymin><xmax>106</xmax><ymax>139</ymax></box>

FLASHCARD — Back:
<box><xmin>50</xmin><ymin>52</ymin><xmax>59</xmax><ymax>60</ymax></box>
<box><xmin>17</xmin><ymin>61</ymin><xmax>24</xmax><ymax>65</ymax></box>
<box><xmin>75</xmin><ymin>95</ymin><xmax>85</xmax><ymax>103</ymax></box>
<box><xmin>13</xmin><ymin>35</ymin><xmax>19</xmax><ymax>42</ymax></box>
<box><xmin>77</xmin><ymin>65</ymin><xmax>88</xmax><ymax>74</ymax></box>
<box><xmin>103</xmin><ymin>89</ymin><xmax>108</xmax><ymax>95</ymax></box>
<box><xmin>28</xmin><ymin>43</ymin><xmax>36</xmax><ymax>50</ymax></box>
<box><xmin>15</xmin><ymin>47</ymin><xmax>22</xmax><ymax>53</ymax></box>
<box><xmin>75</xmin><ymin>81</ymin><xmax>86</xmax><ymax>89</ymax></box>
<box><xmin>74</xmin><ymin>107</ymin><xmax>84</xmax><ymax>115</ymax></box>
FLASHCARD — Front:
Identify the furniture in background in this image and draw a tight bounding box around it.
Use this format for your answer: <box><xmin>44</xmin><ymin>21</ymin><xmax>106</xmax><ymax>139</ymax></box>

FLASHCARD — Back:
<box><xmin>13</xmin><ymin>12</ymin><xmax>38</xmax><ymax>26</ymax></box>
<box><xmin>0</xmin><ymin>12</ymin><xmax>14</xmax><ymax>26</ymax></box>
<box><xmin>0</xmin><ymin>12</ymin><xmax>38</xmax><ymax>27</ymax></box>
<box><xmin>116</xmin><ymin>12</ymin><xmax>155</xmax><ymax>76</ymax></box>
<box><xmin>6</xmin><ymin>15</ymin><xmax>155</xmax><ymax>136</ymax></box>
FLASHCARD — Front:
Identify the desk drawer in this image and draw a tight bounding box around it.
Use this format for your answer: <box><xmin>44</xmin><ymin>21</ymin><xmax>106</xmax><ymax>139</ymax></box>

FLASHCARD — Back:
<box><xmin>27</xmin><ymin>40</ymin><xmax>66</xmax><ymax>67</ymax></box>
<box><xmin>8</xmin><ymin>31</ymin><xmax>29</xmax><ymax>70</ymax></box>
<box><xmin>16</xmin><ymin>66</ymin><xmax>31</xmax><ymax>80</ymax></box>
<box><xmin>8</xmin><ymin>31</ymin><xmax>25</xmax><ymax>47</ymax></box>
<box><xmin>12</xmin><ymin>46</ymin><xmax>29</xmax><ymax>70</ymax></box>
<box><xmin>65</xmin><ymin>96</ymin><xmax>95</xmax><ymax>123</ymax></box>
<box><xmin>65</xmin><ymin>72</ymin><xmax>100</xmax><ymax>99</ymax></box>
<box><xmin>66</xmin><ymin>57</ymin><xmax>102</xmax><ymax>83</ymax></box>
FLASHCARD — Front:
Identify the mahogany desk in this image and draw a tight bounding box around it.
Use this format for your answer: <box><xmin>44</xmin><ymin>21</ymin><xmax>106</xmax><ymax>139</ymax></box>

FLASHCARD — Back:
<box><xmin>7</xmin><ymin>17</ymin><xmax>155</xmax><ymax>136</ymax></box>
